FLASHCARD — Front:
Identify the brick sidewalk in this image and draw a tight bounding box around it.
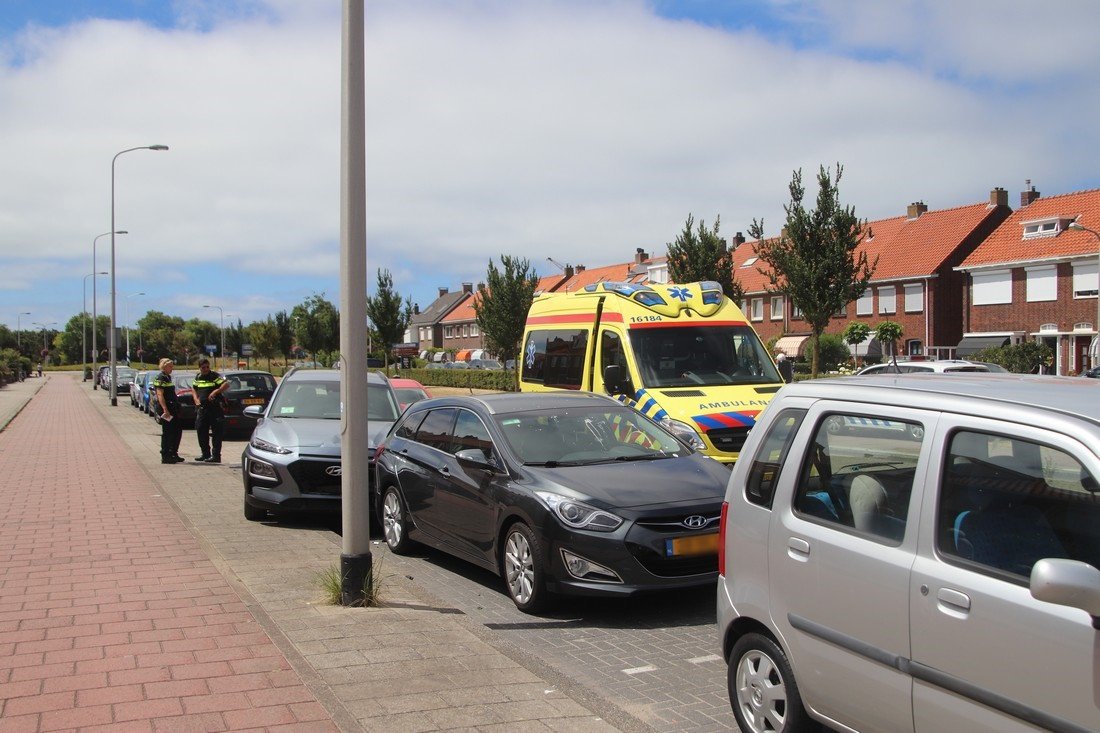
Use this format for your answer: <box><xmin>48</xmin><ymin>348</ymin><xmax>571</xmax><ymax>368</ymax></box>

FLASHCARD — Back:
<box><xmin>0</xmin><ymin>375</ymin><xmax>340</xmax><ymax>732</ymax></box>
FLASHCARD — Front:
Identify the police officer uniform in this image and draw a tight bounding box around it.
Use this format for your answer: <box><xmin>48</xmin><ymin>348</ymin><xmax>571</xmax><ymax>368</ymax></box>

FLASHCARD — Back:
<box><xmin>192</xmin><ymin>360</ymin><xmax>228</xmax><ymax>463</ymax></box>
<box><xmin>153</xmin><ymin>358</ymin><xmax>183</xmax><ymax>463</ymax></box>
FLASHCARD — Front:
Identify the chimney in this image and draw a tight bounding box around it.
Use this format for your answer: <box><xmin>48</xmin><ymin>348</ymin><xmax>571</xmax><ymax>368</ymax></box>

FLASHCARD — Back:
<box><xmin>1021</xmin><ymin>180</ymin><xmax>1040</xmax><ymax>207</ymax></box>
<box><xmin>990</xmin><ymin>187</ymin><xmax>1008</xmax><ymax>207</ymax></box>
<box><xmin>907</xmin><ymin>201</ymin><xmax>928</xmax><ymax>219</ymax></box>
<box><xmin>564</xmin><ymin>264</ymin><xmax>574</xmax><ymax>279</ymax></box>
<box><xmin>462</xmin><ymin>282</ymin><xmax>473</xmax><ymax>294</ymax></box>
<box><xmin>732</xmin><ymin>232</ymin><xmax>746</xmax><ymax>249</ymax></box>
<box><xmin>413</xmin><ymin>304</ymin><xmax>420</xmax><ymax>315</ymax></box>
<box><xmin>576</xmin><ymin>264</ymin><xmax>586</xmax><ymax>273</ymax></box>
<box><xmin>437</xmin><ymin>286</ymin><xmax>449</xmax><ymax>298</ymax></box>
<box><xmin>634</xmin><ymin>247</ymin><xmax>648</xmax><ymax>264</ymax></box>
<box><xmin>476</xmin><ymin>282</ymin><xmax>485</xmax><ymax>292</ymax></box>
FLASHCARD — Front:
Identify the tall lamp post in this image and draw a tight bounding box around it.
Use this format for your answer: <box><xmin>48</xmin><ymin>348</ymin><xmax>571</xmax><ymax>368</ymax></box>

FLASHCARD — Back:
<box><xmin>124</xmin><ymin>292</ymin><xmax>145</xmax><ymax>364</ymax></box>
<box><xmin>110</xmin><ymin>144</ymin><xmax>168</xmax><ymax>406</ymax></box>
<box><xmin>83</xmin><ymin>272</ymin><xmax>107</xmax><ymax>380</ymax></box>
<box><xmin>16</xmin><ymin>311</ymin><xmax>30</xmax><ymax>349</ymax></box>
<box><xmin>32</xmin><ymin>322</ymin><xmax>57</xmax><ymax>366</ymax></box>
<box><xmin>203</xmin><ymin>305</ymin><xmax>224</xmax><ymax>369</ymax></box>
<box><xmin>93</xmin><ymin>230</ymin><xmax>127</xmax><ymax>389</ymax></box>
<box><xmin>1070</xmin><ymin>221</ymin><xmax>1100</xmax><ymax>369</ymax></box>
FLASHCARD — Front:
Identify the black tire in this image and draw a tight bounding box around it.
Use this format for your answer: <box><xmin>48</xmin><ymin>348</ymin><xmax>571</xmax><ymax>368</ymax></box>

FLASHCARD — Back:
<box><xmin>501</xmin><ymin>522</ymin><xmax>549</xmax><ymax>614</ymax></box>
<box><xmin>728</xmin><ymin>632</ymin><xmax>813</xmax><ymax>733</ymax></box>
<box><xmin>381</xmin><ymin>487</ymin><xmax>414</xmax><ymax>554</ymax></box>
<box><xmin>243</xmin><ymin>497</ymin><xmax>267</xmax><ymax>522</ymax></box>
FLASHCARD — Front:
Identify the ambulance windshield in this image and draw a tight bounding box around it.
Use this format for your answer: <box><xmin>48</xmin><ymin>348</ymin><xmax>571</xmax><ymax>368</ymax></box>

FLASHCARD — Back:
<box><xmin>628</xmin><ymin>326</ymin><xmax>781</xmax><ymax>388</ymax></box>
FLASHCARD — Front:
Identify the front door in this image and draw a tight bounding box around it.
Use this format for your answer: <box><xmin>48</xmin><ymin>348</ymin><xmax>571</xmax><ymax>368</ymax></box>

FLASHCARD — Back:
<box><xmin>435</xmin><ymin>408</ymin><xmax>499</xmax><ymax>564</ymax></box>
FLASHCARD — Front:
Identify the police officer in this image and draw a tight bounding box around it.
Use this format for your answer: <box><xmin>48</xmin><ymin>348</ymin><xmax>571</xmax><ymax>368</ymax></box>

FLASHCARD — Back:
<box><xmin>192</xmin><ymin>358</ymin><xmax>228</xmax><ymax>463</ymax></box>
<box><xmin>153</xmin><ymin>358</ymin><xmax>184</xmax><ymax>464</ymax></box>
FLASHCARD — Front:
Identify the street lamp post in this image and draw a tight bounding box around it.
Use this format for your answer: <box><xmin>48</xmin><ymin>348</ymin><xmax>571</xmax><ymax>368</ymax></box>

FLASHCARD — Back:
<box><xmin>1070</xmin><ymin>222</ymin><xmax>1100</xmax><ymax>369</ymax></box>
<box><xmin>203</xmin><ymin>305</ymin><xmax>224</xmax><ymax>369</ymax></box>
<box><xmin>16</xmin><ymin>311</ymin><xmax>30</xmax><ymax>349</ymax></box>
<box><xmin>32</xmin><ymin>322</ymin><xmax>57</xmax><ymax>366</ymax></box>
<box><xmin>110</xmin><ymin>145</ymin><xmax>168</xmax><ymax>406</ymax></box>
<box><xmin>124</xmin><ymin>292</ymin><xmax>145</xmax><ymax>364</ymax></box>
<box><xmin>93</xmin><ymin>230</ymin><xmax>126</xmax><ymax>389</ymax></box>
<box><xmin>83</xmin><ymin>272</ymin><xmax>107</xmax><ymax>380</ymax></box>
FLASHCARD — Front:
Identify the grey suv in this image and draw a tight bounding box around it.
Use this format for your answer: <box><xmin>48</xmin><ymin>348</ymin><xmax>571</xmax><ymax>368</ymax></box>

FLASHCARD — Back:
<box><xmin>718</xmin><ymin>374</ymin><xmax>1100</xmax><ymax>733</ymax></box>
<box><xmin>241</xmin><ymin>368</ymin><xmax>401</xmax><ymax>522</ymax></box>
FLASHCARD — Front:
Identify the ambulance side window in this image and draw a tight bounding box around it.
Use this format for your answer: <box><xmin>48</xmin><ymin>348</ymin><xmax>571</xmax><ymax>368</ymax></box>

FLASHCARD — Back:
<box><xmin>600</xmin><ymin>330</ymin><xmax>627</xmax><ymax>375</ymax></box>
<box><xmin>522</xmin><ymin>329</ymin><xmax>588</xmax><ymax>390</ymax></box>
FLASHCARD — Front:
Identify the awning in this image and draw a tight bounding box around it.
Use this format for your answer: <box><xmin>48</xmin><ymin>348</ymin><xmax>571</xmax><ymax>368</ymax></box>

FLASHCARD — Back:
<box><xmin>419</xmin><ymin>350</ymin><xmax>428</xmax><ymax>360</ymax></box>
<box><xmin>455</xmin><ymin>349</ymin><xmax>472</xmax><ymax>361</ymax></box>
<box><xmin>774</xmin><ymin>335</ymin><xmax>811</xmax><ymax>358</ymax></box>
<box><xmin>470</xmin><ymin>349</ymin><xmax>486</xmax><ymax>360</ymax></box>
<box><xmin>956</xmin><ymin>335</ymin><xmax>1009</xmax><ymax>357</ymax></box>
<box><xmin>849</xmin><ymin>336</ymin><xmax>882</xmax><ymax>359</ymax></box>
<box><xmin>432</xmin><ymin>351</ymin><xmax>445</xmax><ymax>362</ymax></box>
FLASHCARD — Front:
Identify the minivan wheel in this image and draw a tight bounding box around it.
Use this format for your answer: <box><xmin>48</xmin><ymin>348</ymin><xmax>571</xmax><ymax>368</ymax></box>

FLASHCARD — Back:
<box><xmin>382</xmin><ymin>487</ymin><xmax>413</xmax><ymax>554</ymax></box>
<box><xmin>502</xmin><ymin>523</ymin><xmax>548</xmax><ymax>614</ymax></box>
<box><xmin>729</xmin><ymin>633</ymin><xmax>812</xmax><ymax>733</ymax></box>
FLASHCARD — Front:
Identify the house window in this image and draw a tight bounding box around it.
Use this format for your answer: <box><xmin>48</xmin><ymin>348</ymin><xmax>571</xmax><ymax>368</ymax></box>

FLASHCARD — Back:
<box><xmin>1073</xmin><ymin>261</ymin><xmax>1098</xmax><ymax>298</ymax></box>
<box><xmin>972</xmin><ymin>270</ymin><xmax>1012</xmax><ymax>305</ymax></box>
<box><xmin>792</xmin><ymin>303</ymin><xmax>804</xmax><ymax>319</ymax></box>
<box><xmin>856</xmin><ymin>291</ymin><xmax>873</xmax><ymax>316</ymax></box>
<box><xmin>647</xmin><ymin>264</ymin><xmax>668</xmax><ymax>283</ymax></box>
<box><xmin>751</xmin><ymin>298</ymin><xmax>764</xmax><ymax>321</ymax></box>
<box><xmin>471</xmin><ymin>323</ymin><xmax>479</xmax><ymax>337</ymax></box>
<box><xmin>741</xmin><ymin>300</ymin><xmax>749</xmax><ymax>316</ymax></box>
<box><xmin>741</xmin><ymin>256</ymin><xmax>759</xmax><ymax>268</ymax></box>
<box><xmin>463</xmin><ymin>325</ymin><xmax>469</xmax><ymax>337</ymax></box>
<box><xmin>877</xmin><ymin>286</ymin><xmax>897</xmax><ymax>314</ymax></box>
<box><xmin>903</xmin><ymin>283</ymin><xmax>924</xmax><ymax>313</ymax></box>
<box><xmin>1022</xmin><ymin>218</ymin><xmax>1067</xmax><ymax>239</ymax></box>
<box><xmin>1026</xmin><ymin>266</ymin><xmax>1057</xmax><ymax>302</ymax></box>
<box><xmin>770</xmin><ymin>296</ymin><xmax>784</xmax><ymax>321</ymax></box>
<box><xmin>907</xmin><ymin>339</ymin><xmax>923</xmax><ymax>356</ymax></box>
<box><xmin>445</xmin><ymin>326</ymin><xmax>454</xmax><ymax>339</ymax></box>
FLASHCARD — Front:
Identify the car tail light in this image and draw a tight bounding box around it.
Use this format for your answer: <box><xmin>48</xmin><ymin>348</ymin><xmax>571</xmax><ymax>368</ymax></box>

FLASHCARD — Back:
<box><xmin>718</xmin><ymin>501</ymin><xmax>729</xmax><ymax>577</ymax></box>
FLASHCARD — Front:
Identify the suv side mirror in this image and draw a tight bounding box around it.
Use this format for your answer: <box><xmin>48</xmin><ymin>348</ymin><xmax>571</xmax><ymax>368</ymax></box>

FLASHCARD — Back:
<box><xmin>1031</xmin><ymin>558</ymin><xmax>1100</xmax><ymax>628</ymax></box>
<box><xmin>243</xmin><ymin>405</ymin><xmax>264</xmax><ymax>419</ymax></box>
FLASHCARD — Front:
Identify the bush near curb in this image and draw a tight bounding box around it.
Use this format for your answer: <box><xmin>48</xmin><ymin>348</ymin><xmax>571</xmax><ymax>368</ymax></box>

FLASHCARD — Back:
<box><xmin>387</xmin><ymin>368</ymin><xmax>516</xmax><ymax>392</ymax></box>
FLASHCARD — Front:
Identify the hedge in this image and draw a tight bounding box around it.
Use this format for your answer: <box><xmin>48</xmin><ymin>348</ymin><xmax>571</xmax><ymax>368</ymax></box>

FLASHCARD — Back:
<box><xmin>389</xmin><ymin>367</ymin><xmax>517</xmax><ymax>392</ymax></box>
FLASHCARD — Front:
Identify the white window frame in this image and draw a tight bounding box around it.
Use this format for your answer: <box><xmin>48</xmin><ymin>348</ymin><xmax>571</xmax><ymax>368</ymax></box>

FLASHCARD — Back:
<box><xmin>770</xmin><ymin>295</ymin><xmax>784</xmax><ymax>321</ymax></box>
<box><xmin>1022</xmin><ymin>217</ymin><xmax>1066</xmax><ymax>239</ymax></box>
<box><xmin>972</xmin><ymin>270</ymin><xmax>1012</xmax><ymax>305</ymax></box>
<box><xmin>792</xmin><ymin>303</ymin><xmax>804</xmax><ymax>319</ymax></box>
<box><xmin>903</xmin><ymin>283</ymin><xmax>924</xmax><ymax>313</ymax></box>
<box><xmin>741</xmin><ymin>256</ymin><xmax>759</xmax><ymax>268</ymax></box>
<box><xmin>1026</xmin><ymin>265</ymin><xmax>1057</xmax><ymax>302</ymax></box>
<box><xmin>750</xmin><ymin>298</ymin><xmax>764</xmax><ymax>321</ymax></box>
<box><xmin>856</xmin><ymin>291</ymin><xmax>873</xmax><ymax>316</ymax></box>
<box><xmin>1073</xmin><ymin>261</ymin><xmax>1098</xmax><ymax>299</ymax></box>
<box><xmin>877</xmin><ymin>286</ymin><xmax>897</xmax><ymax>315</ymax></box>
<box><xmin>471</xmin><ymin>323</ymin><xmax>479</xmax><ymax>337</ymax></box>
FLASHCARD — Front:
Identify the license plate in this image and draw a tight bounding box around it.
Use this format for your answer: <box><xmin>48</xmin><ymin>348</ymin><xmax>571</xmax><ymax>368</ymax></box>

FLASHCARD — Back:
<box><xmin>665</xmin><ymin>532</ymin><xmax>719</xmax><ymax>557</ymax></box>
<box><xmin>243</xmin><ymin>398</ymin><xmax>265</xmax><ymax>405</ymax></box>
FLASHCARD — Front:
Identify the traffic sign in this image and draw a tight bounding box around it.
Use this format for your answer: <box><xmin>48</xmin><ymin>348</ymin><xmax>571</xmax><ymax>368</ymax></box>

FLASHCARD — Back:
<box><xmin>205</xmin><ymin>344</ymin><xmax>217</xmax><ymax>355</ymax></box>
<box><xmin>240</xmin><ymin>343</ymin><xmax>253</xmax><ymax>357</ymax></box>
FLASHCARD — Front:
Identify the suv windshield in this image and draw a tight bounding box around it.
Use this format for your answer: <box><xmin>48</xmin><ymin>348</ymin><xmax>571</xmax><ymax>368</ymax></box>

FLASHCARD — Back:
<box><xmin>495</xmin><ymin>405</ymin><xmax>687</xmax><ymax>465</ymax></box>
<box><xmin>629</xmin><ymin>325</ymin><xmax>781</xmax><ymax>388</ymax></box>
<box><xmin>268</xmin><ymin>380</ymin><xmax>400</xmax><ymax>420</ymax></box>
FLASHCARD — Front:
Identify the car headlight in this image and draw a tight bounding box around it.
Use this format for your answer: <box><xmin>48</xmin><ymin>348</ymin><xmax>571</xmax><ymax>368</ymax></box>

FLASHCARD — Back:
<box><xmin>535</xmin><ymin>491</ymin><xmax>623</xmax><ymax>532</ymax></box>
<box><xmin>658</xmin><ymin>417</ymin><xmax>706</xmax><ymax>451</ymax></box>
<box><xmin>250</xmin><ymin>436</ymin><xmax>293</xmax><ymax>455</ymax></box>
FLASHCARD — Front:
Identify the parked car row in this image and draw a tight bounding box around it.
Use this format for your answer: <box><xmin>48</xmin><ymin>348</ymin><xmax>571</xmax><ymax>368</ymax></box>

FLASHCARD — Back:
<box><xmin>125</xmin><ymin>368</ymin><xmax>276</xmax><ymax>435</ymax></box>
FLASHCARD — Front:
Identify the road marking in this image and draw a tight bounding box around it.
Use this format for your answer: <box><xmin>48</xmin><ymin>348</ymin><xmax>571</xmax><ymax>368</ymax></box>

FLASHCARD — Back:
<box><xmin>689</xmin><ymin>654</ymin><xmax>723</xmax><ymax>664</ymax></box>
<box><xmin>622</xmin><ymin>665</ymin><xmax>657</xmax><ymax>676</ymax></box>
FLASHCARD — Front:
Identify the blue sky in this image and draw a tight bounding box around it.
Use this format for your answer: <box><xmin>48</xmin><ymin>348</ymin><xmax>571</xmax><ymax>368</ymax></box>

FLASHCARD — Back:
<box><xmin>2</xmin><ymin>0</ymin><xmax>1100</xmax><ymax>336</ymax></box>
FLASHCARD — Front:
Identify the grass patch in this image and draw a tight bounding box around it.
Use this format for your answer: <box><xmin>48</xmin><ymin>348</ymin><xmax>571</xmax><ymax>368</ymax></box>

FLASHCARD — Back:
<box><xmin>316</xmin><ymin>559</ymin><xmax>386</xmax><ymax>607</ymax></box>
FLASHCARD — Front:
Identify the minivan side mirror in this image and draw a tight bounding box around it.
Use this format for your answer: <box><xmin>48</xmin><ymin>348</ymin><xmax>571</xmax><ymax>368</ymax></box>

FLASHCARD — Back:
<box><xmin>243</xmin><ymin>405</ymin><xmax>264</xmax><ymax>420</ymax></box>
<box><xmin>1030</xmin><ymin>558</ymin><xmax>1100</xmax><ymax>629</ymax></box>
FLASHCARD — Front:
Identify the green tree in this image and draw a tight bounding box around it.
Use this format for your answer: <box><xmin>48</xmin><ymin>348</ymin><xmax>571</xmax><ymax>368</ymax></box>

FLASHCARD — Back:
<box><xmin>136</xmin><ymin>311</ymin><xmax>185</xmax><ymax>363</ymax></box>
<box><xmin>817</xmin><ymin>333</ymin><xmax>852</xmax><ymax>372</ymax></box>
<box><xmin>474</xmin><ymin>255</ymin><xmax>539</xmax><ymax>387</ymax></box>
<box><xmin>366</xmin><ymin>269</ymin><xmax>413</xmax><ymax>368</ymax></box>
<box><xmin>748</xmin><ymin>164</ymin><xmax>876</xmax><ymax>378</ymax></box>
<box><xmin>291</xmin><ymin>294</ymin><xmax>340</xmax><ymax>357</ymax></box>
<box><xmin>841</xmin><ymin>322</ymin><xmax>871</xmax><ymax>367</ymax></box>
<box><xmin>875</xmin><ymin>321</ymin><xmax>904</xmax><ymax>365</ymax></box>
<box><xmin>274</xmin><ymin>310</ymin><xmax>294</xmax><ymax>363</ymax></box>
<box><xmin>666</xmin><ymin>214</ymin><xmax>743</xmax><ymax>302</ymax></box>
<box><xmin>247</xmin><ymin>317</ymin><xmax>281</xmax><ymax>371</ymax></box>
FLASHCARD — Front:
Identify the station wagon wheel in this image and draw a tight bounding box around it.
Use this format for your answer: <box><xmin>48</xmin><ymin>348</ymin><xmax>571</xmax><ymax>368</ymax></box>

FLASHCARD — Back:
<box><xmin>729</xmin><ymin>633</ymin><xmax>811</xmax><ymax>733</ymax></box>
<box><xmin>502</xmin><ymin>522</ymin><xmax>548</xmax><ymax>614</ymax></box>
<box><xmin>381</xmin><ymin>487</ymin><xmax>413</xmax><ymax>554</ymax></box>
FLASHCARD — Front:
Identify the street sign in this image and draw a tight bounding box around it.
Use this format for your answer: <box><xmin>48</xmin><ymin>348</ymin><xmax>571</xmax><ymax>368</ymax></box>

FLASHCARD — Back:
<box><xmin>205</xmin><ymin>344</ymin><xmax>217</xmax><ymax>355</ymax></box>
<box><xmin>241</xmin><ymin>343</ymin><xmax>253</xmax><ymax>356</ymax></box>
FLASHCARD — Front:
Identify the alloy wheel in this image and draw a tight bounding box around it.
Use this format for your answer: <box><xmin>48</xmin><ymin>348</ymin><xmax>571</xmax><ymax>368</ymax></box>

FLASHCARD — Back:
<box><xmin>382</xmin><ymin>491</ymin><xmax>403</xmax><ymax>548</ymax></box>
<box><xmin>504</xmin><ymin>530</ymin><xmax>535</xmax><ymax>605</ymax></box>
<box><xmin>735</xmin><ymin>648</ymin><xmax>787</xmax><ymax>733</ymax></box>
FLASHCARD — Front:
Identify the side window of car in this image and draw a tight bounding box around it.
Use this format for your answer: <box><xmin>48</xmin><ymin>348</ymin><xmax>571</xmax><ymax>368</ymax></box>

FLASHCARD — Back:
<box><xmin>452</xmin><ymin>410</ymin><xmax>494</xmax><ymax>461</ymax></box>
<box><xmin>395</xmin><ymin>409</ymin><xmax>428</xmax><ymax>440</ymax></box>
<box><xmin>744</xmin><ymin>409</ymin><xmax>806</xmax><ymax>509</ymax></box>
<box><xmin>792</xmin><ymin>413</ymin><xmax>922</xmax><ymax>543</ymax></box>
<box><xmin>414</xmin><ymin>408</ymin><xmax>457</xmax><ymax>452</ymax></box>
<box><xmin>938</xmin><ymin>431</ymin><xmax>1099</xmax><ymax>578</ymax></box>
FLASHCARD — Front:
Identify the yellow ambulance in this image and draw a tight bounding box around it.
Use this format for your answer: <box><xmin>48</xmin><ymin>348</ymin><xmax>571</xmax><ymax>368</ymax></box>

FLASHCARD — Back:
<box><xmin>519</xmin><ymin>280</ymin><xmax>784</xmax><ymax>464</ymax></box>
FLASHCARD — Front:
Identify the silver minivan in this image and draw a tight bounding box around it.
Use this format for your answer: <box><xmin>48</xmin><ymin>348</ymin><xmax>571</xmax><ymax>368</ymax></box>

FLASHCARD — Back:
<box><xmin>718</xmin><ymin>374</ymin><xmax>1100</xmax><ymax>733</ymax></box>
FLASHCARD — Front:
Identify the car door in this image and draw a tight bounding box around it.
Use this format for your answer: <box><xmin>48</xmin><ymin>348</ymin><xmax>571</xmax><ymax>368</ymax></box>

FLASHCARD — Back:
<box><xmin>910</xmin><ymin>419</ymin><xmax>1100</xmax><ymax>733</ymax></box>
<box><xmin>397</xmin><ymin>408</ymin><xmax>456</xmax><ymax>541</ymax></box>
<box><xmin>769</xmin><ymin>401</ymin><xmax>936</xmax><ymax>732</ymax></box>
<box><xmin>433</xmin><ymin>408</ymin><xmax>501</xmax><ymax>565</ymax></box>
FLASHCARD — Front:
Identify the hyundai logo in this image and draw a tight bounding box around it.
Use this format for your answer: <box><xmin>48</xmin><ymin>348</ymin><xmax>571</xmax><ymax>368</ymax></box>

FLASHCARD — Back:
<box><xmin>325</xmin><ymin>466</ymin><xmax>342</xmax><ymax>477</ymax></box>
<box><xmin>682</xmin><ymin>515</ymin><xmax>707</xmax><ymax>529</ymax></box>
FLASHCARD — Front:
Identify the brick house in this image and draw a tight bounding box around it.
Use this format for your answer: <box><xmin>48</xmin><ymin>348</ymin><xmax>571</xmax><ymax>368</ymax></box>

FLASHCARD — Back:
<box><xmin>732</xmin><ymin>189</ymin><xmax>1014</xmax><ymax>360</ymax></box>
<box><xmin>956</xmin><ymin>186</ymin><xmax>1100</xmax><ymax>375</ymax></box>
<box><xmin>409</xmin><ymin>284</ymin><xmax>472</xmax><ymax>361</ymax></box>
<box><xmin>438</xmin><ymin>285</ymin><xmax>487</xmax><ymax>359</ymax></box>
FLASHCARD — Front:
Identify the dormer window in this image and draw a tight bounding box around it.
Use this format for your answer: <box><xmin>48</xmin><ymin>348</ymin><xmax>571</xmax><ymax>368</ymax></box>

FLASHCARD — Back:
<box><xmin>740</xmin><ymin>256</ymin><xmax>759</xmax><ymax>268</ymax></box>
<box><xmin>1022</xmin><ymin>217</ymin><xmax>1071</xmax><ymax>239</ymax></box>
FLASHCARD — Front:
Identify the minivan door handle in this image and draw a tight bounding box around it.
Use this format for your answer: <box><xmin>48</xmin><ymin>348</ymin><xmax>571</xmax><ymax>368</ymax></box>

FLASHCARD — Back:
<box><xmin>787</xmin><ymin>537</ymin><xmax>811</xmax><ymax>560</ymax></box>
<box><xmin>937</xmin><ymin>587</ymin><xmax>971</xmax><ymax>613</ymax></box>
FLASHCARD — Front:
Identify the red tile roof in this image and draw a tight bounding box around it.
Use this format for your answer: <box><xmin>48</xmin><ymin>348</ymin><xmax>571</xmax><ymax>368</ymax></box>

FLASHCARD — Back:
<box><xmin>555</xmin><ymin>261</ymin><xmax>651</xmax><ymax>292</ymax></box>
<box><xmin>440</xmin><ymin>292</ymin><xmax>477</xmax><ymax>323</ymax></box>
<box><xmin>731</xmin><ymin>200</ymin><xmax>1008</xmax><ymax>293</ymax></box>
<box><xmin>960</xmin><ymin>188</ymin><xmax>1100</xmax><ymax>268</ymax></box>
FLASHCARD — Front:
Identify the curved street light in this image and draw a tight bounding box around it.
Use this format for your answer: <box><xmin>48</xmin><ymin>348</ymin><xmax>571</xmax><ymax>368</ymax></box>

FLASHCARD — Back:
<box><xmin>110</xmin><ymin>145</ymin><xmax>168</xmax><ymax>405</ymax></box>
<box><xmin>16</xmin><ymin>311</ymin><xmax>30</xmax><ymax>349</ymax></box>
<box><xmin>83</xmin><ymin>271</ymin><xmax>108</xmax><ymax>380</ymax></box>
<box><xmin>92</xmin><ymin>230</ymin><xmax>126</xmax><ymax>389</ymax></box>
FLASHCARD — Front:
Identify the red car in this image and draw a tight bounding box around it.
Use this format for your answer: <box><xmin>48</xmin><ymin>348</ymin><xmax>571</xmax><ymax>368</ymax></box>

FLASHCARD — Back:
<box><xmin>388</xmin><ymin>377</ymin><xmax>431</xmax><ymax>411</ymax></box>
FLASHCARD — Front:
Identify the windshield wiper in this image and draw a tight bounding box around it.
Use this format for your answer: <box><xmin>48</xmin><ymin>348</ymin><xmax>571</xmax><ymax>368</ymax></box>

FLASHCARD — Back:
<box><xmin>523</xmin><ymin>460</ymin><xmax>586</xmax><ymax>467</ymax></box>
<box><xmin>613</xmin><ymin>453</ymin><xmax>675</xmax><ymax>462</ymax></box>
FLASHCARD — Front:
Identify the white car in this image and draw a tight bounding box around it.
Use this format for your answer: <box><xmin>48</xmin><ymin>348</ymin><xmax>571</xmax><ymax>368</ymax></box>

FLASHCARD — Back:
<box><xmin>855</xmin><ymin>358</ymin><xmax>989</xmax><ymax>375</ymax></box>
